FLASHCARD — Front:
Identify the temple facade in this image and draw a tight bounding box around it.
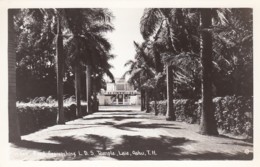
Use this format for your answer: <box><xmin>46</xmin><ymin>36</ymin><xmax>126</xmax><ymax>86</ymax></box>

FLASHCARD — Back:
<box><xmin>97</xmin><ymin>78</ymin><xmax>141</xmax><ymax>105</ymax></box>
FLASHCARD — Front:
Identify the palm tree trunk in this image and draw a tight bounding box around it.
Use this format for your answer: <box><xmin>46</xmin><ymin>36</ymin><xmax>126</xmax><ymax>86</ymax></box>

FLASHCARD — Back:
<box><xmin>56</xmin><ymin>14</ymin><xmax>65</xmax><ymax>124</ymax></box>
<box><xmin>140</xmin><ymin>89</ymin><xmax>145</xmax><ymax>111</ymax></box>
<box><xmin>75</xmin><ymin>60</ymin><xmax>82</xmax><ymax>118</ymax></box>
<box><xmin>8</xmin><ymin>9</ymin><xmax>21</xmax><ymax>142</ymax></box>
<box><xmin>154</xmin><ymin>91</ymin><xmax>158</xmax><ymax>115</ymax></box>
<box><xmin>93</xmin><ymin>79</ymin><xmax>98</xmax><ymax>113</ymax></box>
<box><xmin>199</xmin><ymin>9</ymin><xmax>218</xmax><ymax>135</ymax></box>
<box><xmin>145</xmin><ymin>89</ymin><xmax>150</xmax><ymax>113</ymax></box>
<box><xmin>86</xmin><ymin>65</ymin><xmax>92</xmax><ymax>114</ymax></box>
<box><xmin>166</xmin><ymin>65</ymin><xmax>176</xmax><ymax>121</ymax></box>
<box><xmin>144</xmin><ymin>91</ymin><xmax>146</xmax><ymax>110</ymax></box>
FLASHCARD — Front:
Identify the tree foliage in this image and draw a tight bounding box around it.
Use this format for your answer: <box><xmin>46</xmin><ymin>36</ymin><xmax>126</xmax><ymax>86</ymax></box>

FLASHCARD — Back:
<box><xmin>126</xmin><ymin>8</ymin><xmax>252</xmax><ymax>100</ymax></box>
<box><xmin>15</xmin><ymin>8</ymin><xmax>115</xmax><ymax>101</ymax></box>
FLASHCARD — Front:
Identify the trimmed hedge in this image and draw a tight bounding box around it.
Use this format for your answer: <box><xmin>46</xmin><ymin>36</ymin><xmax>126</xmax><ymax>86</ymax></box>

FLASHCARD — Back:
<box><xmin>149</xmin><ymin>99</ymin><xmax>199</xmax><ymax>123</ymax></box>
<box><xmin>17</xmin><ymin>103</ymin><xmax>87</xmax><ymax>135</ymax></box>
<box><xmin>150</xmin><ymin>101</ymin><xmax>167</xmax><ymax>115</ymax></box>
<box><xmin>213</xmin><ymin>96</ymin><xmax>253</xmax><ymax>136</ymax></box>
<box><xmin>149</xmin><ymin>96</ymin><xmax>253</xmax><ymax>136</ymax></box>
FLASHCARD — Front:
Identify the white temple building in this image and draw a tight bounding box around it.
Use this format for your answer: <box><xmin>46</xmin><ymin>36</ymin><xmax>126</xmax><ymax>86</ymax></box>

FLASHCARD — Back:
<box><xmin>97</xmin><ymin>78</ymin><xmax>141</xmax><ymax>105</ymax></box>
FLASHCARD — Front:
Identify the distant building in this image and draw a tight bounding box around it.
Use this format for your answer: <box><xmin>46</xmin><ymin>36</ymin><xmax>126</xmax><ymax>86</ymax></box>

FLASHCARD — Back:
<box><xmin>97</xmin><ymin>78</ymin><xmax>141</xmax><ymax>105</ymax></box>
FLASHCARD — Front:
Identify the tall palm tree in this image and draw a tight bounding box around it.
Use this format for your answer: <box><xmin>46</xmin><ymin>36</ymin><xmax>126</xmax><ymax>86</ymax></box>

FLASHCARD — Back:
<box><xmin>27</xmin><ymin>8</ymin><xmax>66</xmax><ymax>124</ymax></box>
<box><xmin>124</xmin><ymin>59</ymin><xmax>145</xmax><ymax>111</ymax></box>
<box><xmin>91</xmin><ymin>56</ymin><xmax>115</xmax><ymax>112</ymax></box>
<box><xmin>8</xmin><ymin>9</ymin><xmax>21</xmax><ymax>142</ymax></box>
<box><xmin>66</xmin><ymin>35</ymin><xmax>84</xmax><ymax>117</ymax></box>
<box><xmin>14</xmin><ymin>9</ymin><xmax>66</xmax><ymax>124</ymax></box>
<box><xmin>83</xmin><ymin>15</ymin><xmax>114</xmax><ymax>113</ymax></box>
<box><xmin>166</xmin><ymin>65</ymin><xmax>175</xmax><ymax>120</ymax></box>
<box><xmin>16</xmin><ymin>8</ymin><xmax>114</xmax><ymax>121</ymax></box>
<box><xmin>83</xmin><ymin>34</ymin><xmax>114</xmax><ymax>114</ymax></box>
<box><xmin>55</xmin><ymin>10</ymin><xmax>66</xmax><ymax>124</ymax></box>
<box><xmin>65</xmin><ymin>9</ymin><xmax>88</xmax><ymax>117</ymax></box>
<box><xmin>140</xmin><ymin>8</ymin><xmax>180</xmax><ymax>119</ymax></box>
<box><xmin>140</xmin><ymin>8</ymin><xmax>228</xmax><ymax>132</ymax></box>
<box><xmin>199</xmin><ymin>9</ymin><xmax>218</xmax><ymax>135</ymax></box>
<box><xmin>124</xmin><ymin>41</ymin><xmax>156</xmax><ymax>113</ymax></box>
<box><xmin>86</xmin><ymin>65</ymin><xmax>92</xmax><ymax>113</ymax></box>
<box><xmin>162</xmin><ymin>52</ymin><xmax>201</xmax><ymax>99</ymax></box>
<box><xmin>212</xmin><ymin>8</ymin><xmax>253</xmax><ymax>96</ymax></box>
<box><xmin>161</xmin><ymin>8</ymin><xmax>226</xmax><ymax>133</ymax></box>
<box><xmin>64</xmin><ymin>9</ymin><xmax>114</xmax><ymax>114</ymax></box>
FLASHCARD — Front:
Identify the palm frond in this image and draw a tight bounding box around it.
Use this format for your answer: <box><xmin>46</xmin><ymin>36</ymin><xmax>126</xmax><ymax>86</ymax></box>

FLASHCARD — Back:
<box><xmin>140</xmin><ymin>8</ymin><xmax>161</xmax><ymax>40</ymax></box>
<box><xmin>124</xmin><ymin>60</ymin><xmax>135</xmax><ymax>67</ymax></box>
<box><xmin>104</xmin><ymin>69</ymin><xmax>115</xmax><ymax>83</ymax></box>
<box><xmin>88</xmin><ymin>23</ymin><xmax>114</xmax><ymax>34</ymax></box>
<box><xmin>134</xmin><ymin>41</ymin><xmax>155</xmax><ymax>68</ymax></box>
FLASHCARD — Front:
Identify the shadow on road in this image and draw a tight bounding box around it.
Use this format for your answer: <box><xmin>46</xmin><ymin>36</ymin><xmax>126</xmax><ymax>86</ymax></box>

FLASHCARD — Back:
<box><xmin>12</xmin><ymin>133</ymin><xmax>253</xmax><ymax>160</ymax></box>
<box><xmin>11</xmin><ymin>109</ymin><xmax>253</xmax><ymax>160</ymax></box>
<box><xmin>96</xmin><ymin>121</ymin><xmax>182</xmax><ymax>131</ymax></box>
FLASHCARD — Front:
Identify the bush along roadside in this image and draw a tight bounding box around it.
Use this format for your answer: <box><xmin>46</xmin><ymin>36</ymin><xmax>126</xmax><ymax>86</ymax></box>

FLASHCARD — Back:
<box><xmin>17</xmin><ymin>101</ymin><xmax>87</xmax><ymax>135</ymax></box>
<box><xmin>149</xmin><ymin>96</ymin><xmax>253</xmax><ymax>137</ymax></box>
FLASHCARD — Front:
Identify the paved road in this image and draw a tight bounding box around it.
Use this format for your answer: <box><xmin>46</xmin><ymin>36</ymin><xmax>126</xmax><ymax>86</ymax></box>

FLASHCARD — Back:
<box><xmin>9</xmin><ymin>106</ymin><xmax>253</xmax><ymax>160</ymax></box>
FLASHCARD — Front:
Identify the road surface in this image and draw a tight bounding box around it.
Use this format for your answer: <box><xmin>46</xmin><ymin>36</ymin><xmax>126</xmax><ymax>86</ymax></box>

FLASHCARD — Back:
<box><xmin>9</xmin><ymin>106</ymin><xmax>253</xmax><ymax>160</ymax></box>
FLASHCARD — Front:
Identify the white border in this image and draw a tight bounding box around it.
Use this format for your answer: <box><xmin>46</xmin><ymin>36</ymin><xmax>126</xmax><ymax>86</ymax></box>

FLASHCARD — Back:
<box><xmin>0</xmin><ymin>0</ymin><xmax>259</xmax><ymax>167</ymax></box>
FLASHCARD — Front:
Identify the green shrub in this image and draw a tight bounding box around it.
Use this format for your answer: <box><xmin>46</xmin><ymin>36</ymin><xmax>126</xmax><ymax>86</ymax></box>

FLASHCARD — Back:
<box><xmin>174</xmin><ymin>99</ymin><xmax>199</xmax><ymax>124</ymax></box>
<box><xmin>149</xmin><ymin>101</ymin><xmax>167</xmax><ymax>115</ymax></box>
<box><xmin>212</xmin><ymin>96</ymin><xmax>253</xmax><ymax>136</ymax></box>
<box><xmin>17</xmin><ymin>100</ymin><xmax>87</xmax><ymax>135</ymax></box>
<box><xmin>149</xmin><ymin>99</ymin><xmax>198</xmax><ymax>123</ymax></box>
<box><xmin>149</xmin><ymin>96</ymin><xmax>253</xmax><ymax>136</ymax></box>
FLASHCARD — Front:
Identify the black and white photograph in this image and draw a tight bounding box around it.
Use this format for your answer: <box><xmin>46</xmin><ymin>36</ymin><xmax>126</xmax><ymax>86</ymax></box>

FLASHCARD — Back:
<box><xmin>1</xmin><ymin>0</ymin><xmax>258</xmax><ymax>165</ymax></box>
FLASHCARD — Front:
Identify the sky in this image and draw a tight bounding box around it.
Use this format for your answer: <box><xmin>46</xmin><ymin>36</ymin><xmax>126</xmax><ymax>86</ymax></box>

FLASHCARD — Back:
<box><xmin>105</xmin><ymin>8</ymin><xmax>144</xmax><ymax>80</ymax></box>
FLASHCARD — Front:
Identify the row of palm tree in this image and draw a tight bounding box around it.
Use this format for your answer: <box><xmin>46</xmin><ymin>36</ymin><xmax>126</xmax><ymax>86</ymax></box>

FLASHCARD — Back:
<box><xmin>125</xmin><ymin>8</ymin><xmax>252</xmax><ymax>135</ymax></box>
<box><xmin>48</xmin><ymin>9</ymin><xmax>115</xmax><ymax>123</ymax></box>
<box><xmin>63</xmin><ymin>9</ymin><xmax>115</xmax><ymax>119</ymax></box>
<box><xmin>9</xmin><ymin>8</ymin><xmax>115</xmax><ymax>142</ymax></box>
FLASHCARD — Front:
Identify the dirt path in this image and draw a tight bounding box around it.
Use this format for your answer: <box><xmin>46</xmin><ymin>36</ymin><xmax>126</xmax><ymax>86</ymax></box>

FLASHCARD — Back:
<box><xmin>9</xmin><ymin>106</ymin><xmax>253</xmax><ymax>160</ymax></box>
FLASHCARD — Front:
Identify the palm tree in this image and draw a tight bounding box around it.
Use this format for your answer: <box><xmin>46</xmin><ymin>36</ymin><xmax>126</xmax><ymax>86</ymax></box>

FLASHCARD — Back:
<box><xmin>65</xmin><ymin>9</ymin><xmax>89</xmax><ymax>117</ymax></box>
<box><xmin>66</xmin><ymin>36</ymin><xmax>85</xmax><ymax>117</ymax></box>
<box><xmin>139</xmin><ymin>8</ymin><xmax>226</xmax><ymax>130</ymax></box>
<box><xmin>83</xmin><ymin>12</ymin><xmax>114</xmax><ymax>113</ymax></box>
<box><xmin>165</xmin><ymin>65</ymin><xmax>175</xmax><ymax>120</ymax></box>
<box><xmin>160</xmin><ymin>8</ymin><xmax>224</xmax><ymax>134</ymax></box>
<box><xmin>16</xmin><ymin>8</ymin><xmax>114</xmax><ymax>121</ymax></box>
<box><xmin>212</xmin><ymin>8</ymin><xmax>253</xmax><ymax>96</ymax></box>
<box><xmin>140</xmin><ymin>8</ymin><xmax>180</xmax><ymax>119</ymax></box>
<box><xmin>124</xmin><ymin>41</ymin><xmax>156</xmax><ymax>113</ymax></box>
<box><xmin>83</xmin><ymin>33</ymin><xmax>114</xmax><ymax>114</ymax></box>
<box><xmin>27</xmin><ymin>9</ymin><xmax>66</xmax><ymax>124</ymax></box>
<box><xmin>86</xmin><ymin>65</ymin><xmax>92</xmax><ymax>113</ymax></box>
<box><xmin>55</xmin><ymin>10</ymin><xmax>66</xmax><ymax>124</ymax></box>
<box><xmin>64</xmin><ymin>9</ymin><xmax>114</xmax><ymax>114</ymax></box>
<box><xmin>197</xmin><ymin>8</ymin><xmax>249</xmax><ymax>135</ymax></box>
<box><xmin>199</xmin><ymin>9</ymin><xmax>218</xmax><ymax>135</ymax></box>
<box><xmin>124</xmin><ymin>59</ymin><xmax>146</xmax><ymax>111</ymax></box>
<box><xmin>162</xmin><ymin>52</ymin><xmax>201</xmax><ymax>100</ymax></box>
<box><xmin>8</xmin><ymin>9</ymin><xmax>21</xmax><ymax>142</ymax></box>
<box><xmin>91</xmin><ymin>56</ymin><xmax>115</xmax><ymax>112</ymax></box>
<box><xmin>13</xmin><ymin>9</ymin><xmax>66</xmax><ymax>124</ymax></box>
